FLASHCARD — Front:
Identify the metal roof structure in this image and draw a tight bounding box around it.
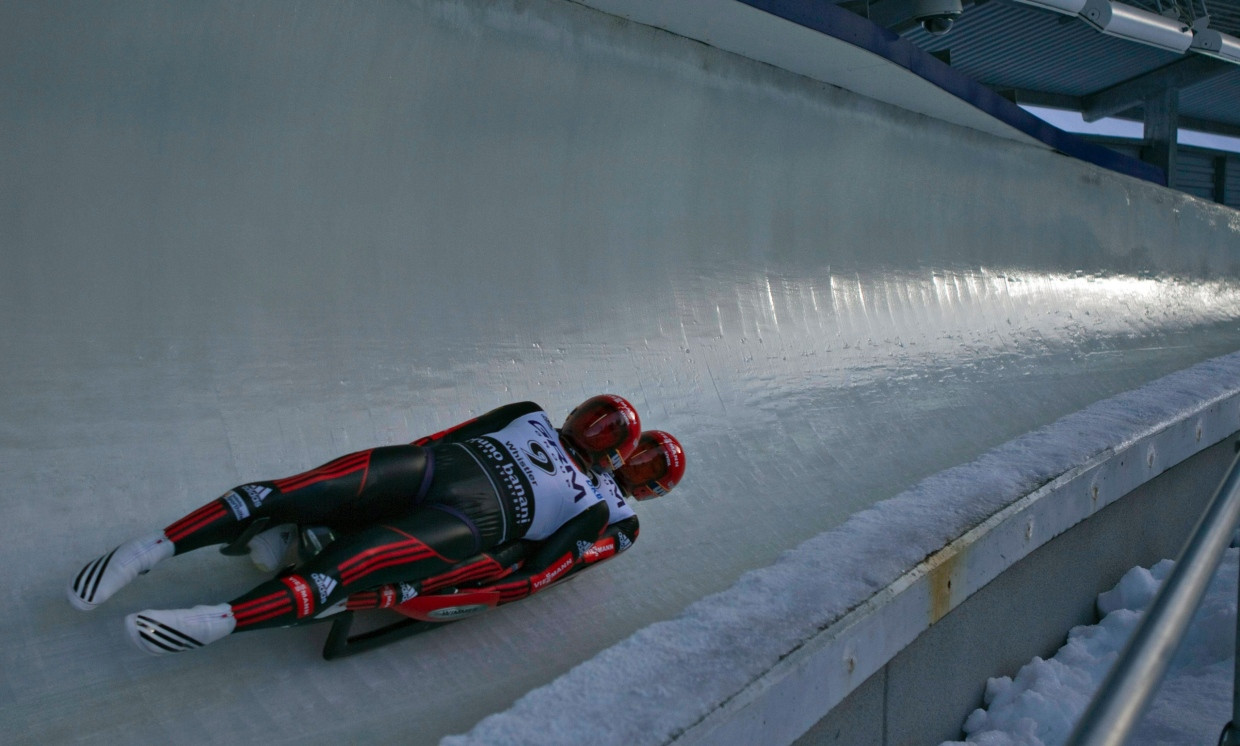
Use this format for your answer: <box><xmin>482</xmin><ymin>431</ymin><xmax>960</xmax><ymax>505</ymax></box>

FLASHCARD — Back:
<box><xmin>887</xmin><ymin>0</ymin><xmax>1240</xmax><ymax>136</ymax></box>
<box><xmin>838</xmin><ymin>0</ymin><xmax>1239</xmax><ymax>202</ymax></box>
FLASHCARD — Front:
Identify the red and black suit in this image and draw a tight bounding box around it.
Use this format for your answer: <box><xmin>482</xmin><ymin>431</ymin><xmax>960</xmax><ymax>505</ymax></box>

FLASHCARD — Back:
<box><xmin>160</xmin><ymin>402</ymin><xmax>613</xmax><ymax>631</ymax></box>
<box><xmin>347</xmin><ymin>467</ymin><xmax>641</xmax><ymax>611</ymax></box>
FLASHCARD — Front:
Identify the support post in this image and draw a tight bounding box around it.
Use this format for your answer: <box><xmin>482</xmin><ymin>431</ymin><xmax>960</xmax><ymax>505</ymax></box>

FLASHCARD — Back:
<box><xmin>1142</xmin><ymin>87</ymin><xmax>1179</xmax><ymax>191</ymax></box>
<box><xmin>1215</xmin><ymin>155</ymin><xmax>1229</xmax><ymax>206</ymax></box>
<box><xmin>1226</xmin><ymin>545</ymin><xmax>1240</xmax><ymax>746</ymax></box>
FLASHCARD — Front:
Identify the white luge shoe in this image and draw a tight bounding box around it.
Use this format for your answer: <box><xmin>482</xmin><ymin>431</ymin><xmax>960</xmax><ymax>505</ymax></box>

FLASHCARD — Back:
<box><xmin>247</xmin><ymin>524</ymin><xmax>297</xmax><ymax>572</ymax></box>
<box><xmin>67</xmin><ymin>532</ymin><xmax>175</xmax><ymax>611</ymax></box>
<box><xmin>126</xmin><ymin>604</ymin><xmax>236</xmax><ymax>655</ymax></box>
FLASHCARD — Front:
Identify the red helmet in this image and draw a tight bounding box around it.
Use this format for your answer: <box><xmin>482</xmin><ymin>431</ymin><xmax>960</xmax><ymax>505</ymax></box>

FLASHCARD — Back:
<box><xmin>561</xmin><ymin>395</ymin><xmax>641</xmax><ymax>470</ymax></box>
<box><xmin>615</xmin><ymin>430</ymin><xmax>685</xmax><ymax>500</ymax></box>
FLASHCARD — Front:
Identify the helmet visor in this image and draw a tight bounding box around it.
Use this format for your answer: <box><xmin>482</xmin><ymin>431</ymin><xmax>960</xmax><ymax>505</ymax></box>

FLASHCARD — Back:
<box><xmin>562</xmin><ymin>395</ymin><xmax>640</xmax><ymax>470</ymax></box>
<box><xmin>615</xmin><ymin>430</ymin><xmax>683</xmax><ymax>500</ymax></box>
<box><xmin>616</xmin><ymin>451</ymin><xmax>668</xmax><ymax>495</ymax></box>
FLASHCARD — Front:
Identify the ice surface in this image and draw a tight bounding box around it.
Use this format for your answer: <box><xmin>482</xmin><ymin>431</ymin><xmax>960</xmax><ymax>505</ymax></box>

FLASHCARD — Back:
<box><xmin>948</xmin><ymin>549</ymin><xmax>1238</xmax><ymax>746</ymax></box>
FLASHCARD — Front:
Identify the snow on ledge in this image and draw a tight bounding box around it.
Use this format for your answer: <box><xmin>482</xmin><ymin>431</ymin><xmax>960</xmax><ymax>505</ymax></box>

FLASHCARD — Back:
<box><xmin>444</xmin><ymin>350</ymin><xmax>1240</xmax><ymax>746</ymax></box>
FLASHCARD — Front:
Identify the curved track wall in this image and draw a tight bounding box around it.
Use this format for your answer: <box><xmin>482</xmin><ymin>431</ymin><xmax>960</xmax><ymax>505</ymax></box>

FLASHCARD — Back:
<box><xmin>2</xmin><ymin>1</ymin><xmax>1239</xmax><ymax>743</ymax></box>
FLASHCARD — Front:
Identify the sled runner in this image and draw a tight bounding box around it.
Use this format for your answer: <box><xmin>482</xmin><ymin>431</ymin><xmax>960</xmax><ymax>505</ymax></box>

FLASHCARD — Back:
<box><xmin>321</xmin><ymin>587</ymin><xmax>502</xmax><ymax>659</ymax></box>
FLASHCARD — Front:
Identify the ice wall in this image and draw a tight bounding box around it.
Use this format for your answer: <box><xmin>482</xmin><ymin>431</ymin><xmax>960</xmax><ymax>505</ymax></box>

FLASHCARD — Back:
<box><xmin>2</xmin><ymin>1</ymin><xmax>1239</xmax><ymax>743</ymax></box>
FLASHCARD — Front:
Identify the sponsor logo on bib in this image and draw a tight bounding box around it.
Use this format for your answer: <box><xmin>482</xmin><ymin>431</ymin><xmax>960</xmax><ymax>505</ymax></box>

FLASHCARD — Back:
<box><xmin>523</xmin><ymin>441</ymin><xmax>557</xmax><ymax>475</ymax></box>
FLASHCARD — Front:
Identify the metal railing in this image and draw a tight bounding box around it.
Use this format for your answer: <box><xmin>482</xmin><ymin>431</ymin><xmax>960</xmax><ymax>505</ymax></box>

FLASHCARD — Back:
<box><xmin>1065</xmin><ymin>450</ymin><xmax>1240</xmax><ymax>746</ymax></box>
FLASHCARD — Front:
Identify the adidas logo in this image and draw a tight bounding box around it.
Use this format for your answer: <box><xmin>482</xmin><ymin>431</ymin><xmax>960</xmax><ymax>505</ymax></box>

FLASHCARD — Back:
<box><xmin>577</xmin><ymin>540</ymin><xmax>594</xmax><ymax>557</ymax></box>
<box><xmin>399</xmin><ymin>582</ymin><xmax>419</xmax><ymax>603</ymax></box>
<box><xmin>241</xmin><ymin>484</ymin><xmax>272</xmax><ymax>507</ymax></box>
<box><xmin>310</xmin><ymin>573</ymin><xmax>338</xmax><ymax>604</ymax></box>
<box><xmin>617</xmin><ymin>532</ymin><xmax>632</xmax><ymax>552</ymax></box>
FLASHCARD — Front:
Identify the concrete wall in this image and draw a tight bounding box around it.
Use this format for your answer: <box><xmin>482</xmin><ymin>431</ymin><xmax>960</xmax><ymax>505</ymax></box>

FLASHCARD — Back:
<box><xmin>799</xmin><ymin>435</ymin><xmax>1238</xmax><ymax>745</ymax></box>
<box><xmin>3</xmin><ymin>1</ymin><xmax>1240</xmax><ymax>743</ymax></box>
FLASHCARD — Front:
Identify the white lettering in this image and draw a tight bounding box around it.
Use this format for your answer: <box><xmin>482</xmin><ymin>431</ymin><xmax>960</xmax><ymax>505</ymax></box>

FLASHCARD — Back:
<box><xmin>222</xmin><ymin>491</ymin><xmax>250</xmax><ymax>520</ymax></box>
<box><xmin>283</xmin><ymin>576</ymin><xmax>314</xmax><ymax>618</ymax></box>
<box><xmin>533</xmin><ymin>556</ymin><xmax>574</xmax><ymax>590</ymax></box>
<box><xmin>500</xmin><ymin>462</ymin><xmax>530</xmax><ymax>524</ymax></box>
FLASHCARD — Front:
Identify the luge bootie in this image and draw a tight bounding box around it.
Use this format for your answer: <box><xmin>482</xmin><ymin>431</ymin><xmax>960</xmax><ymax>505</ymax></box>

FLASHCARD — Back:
<box><xmin>126</xmin><ymin>603</ymin><xmax>236</xmax><ymax>655</ymax></box>
<box><xmin>247</xmin><ymin>524</ymin><xmax>298</xmax><ymax>572</ymax></box>
<box><xmin>68</xmin><ymin>532</ymin><xmax>175</xmax><ymax>611</ymax></box>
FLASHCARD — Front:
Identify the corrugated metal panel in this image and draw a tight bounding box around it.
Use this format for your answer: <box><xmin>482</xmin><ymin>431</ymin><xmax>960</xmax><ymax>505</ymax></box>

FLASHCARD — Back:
<box><xmin>1180</xmin><ymin>69</ymin><xmax>1240</xmax><ymax>128</ymax></box>
<box><xmin>905</xmin><ymin>3</ymin><xmax>1181</xmax><ymax>95</ymax></box>
<box><xmin>1199</xmin><ymin>2</ymin><xmax>1240</xmax><ymax>35</ymax></box>
<box><xmin>1178</xmin><ymin>150</ymin><xmax>1219</xmax><ymax>199</ymax></box>
<box><xmin>1226</xmin><ymin>156</ymin><xmax>1240</xmax><ymax>208</ymax></box>
<box><xmin>1076</xmin><ymin>138</ymin><xmax>1239</xmax><ymax>206</ymax></box>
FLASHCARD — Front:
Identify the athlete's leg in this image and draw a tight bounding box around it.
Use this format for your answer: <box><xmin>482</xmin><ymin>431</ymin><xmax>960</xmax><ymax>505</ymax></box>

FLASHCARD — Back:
<box><xmin>68</xmin><ymin>445</ymin><xmax>433</xmax><ymax>611</ymax></box>
<box><xmin>165</xmin><ymin>445</ymin><xmax>434</xmax><ymax>553</ymax></box>
<box><xmin>126</xmin><ymin>507</ymin><xmax>478</xmax><ymax>654</ymax></box>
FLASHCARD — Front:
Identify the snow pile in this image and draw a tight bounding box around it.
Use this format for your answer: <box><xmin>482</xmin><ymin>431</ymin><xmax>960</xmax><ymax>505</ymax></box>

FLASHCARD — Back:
<box><xmin>949</xmin><ymin>548</ymin><xmax>1238</xmax><ymax>746</ymax></box>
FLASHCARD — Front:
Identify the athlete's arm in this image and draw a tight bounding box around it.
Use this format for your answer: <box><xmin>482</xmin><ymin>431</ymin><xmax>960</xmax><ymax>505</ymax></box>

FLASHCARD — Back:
<box><xmin>578</xmin><ymin>514</ymin><xmax>639</xmax><ymax>565</ymax></box>
<box><xmin>410</xmin><ymin>401</ymin><xmax>543</xmax><ymax>447</ymax></box>
<box><xmin>479</xmin><ymin>501</ymin><xmax>616</xmax><ymax>605</ymax></box>
<box><xmin>345</xmin><ymin>542</ymin><xmax>529</xmax><ymax>611</ymax></box>
<box><xmin>345</xmin><ymin>509</ymin><xmax>638</xmax><ymax>611</ymax></box>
